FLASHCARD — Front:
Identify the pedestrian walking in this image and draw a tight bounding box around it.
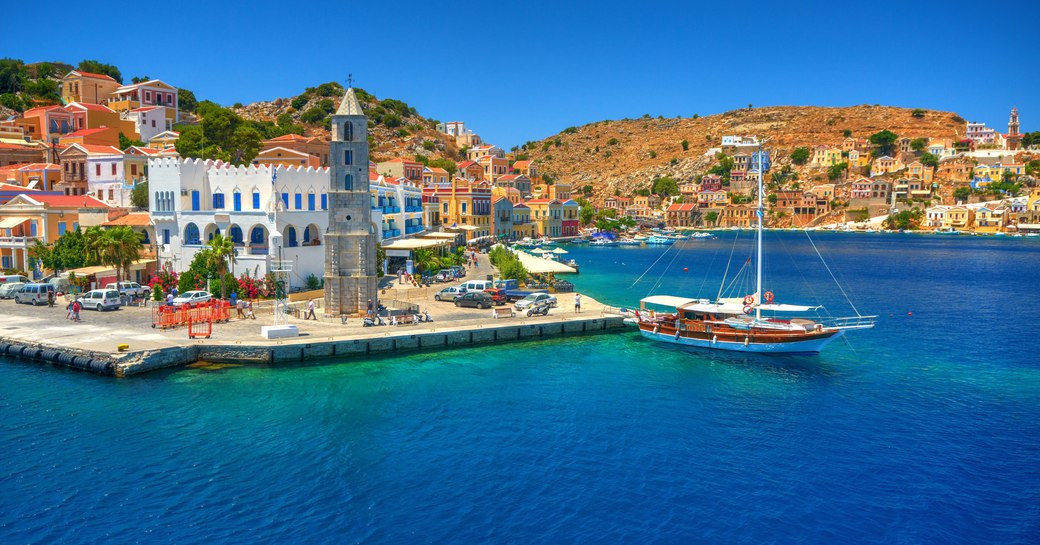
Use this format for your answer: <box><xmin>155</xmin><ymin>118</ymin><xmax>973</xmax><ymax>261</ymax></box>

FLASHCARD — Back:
<box><xmin>367</xmin><ymin>299</ymin><xmax>373</xmax><ymax>317</ymax></box>
<box><xmin>66</xmin><ymin>300</ymin><xmax>74</xmax><ymax>320</ymax></box>
<box><xmin>47</xmin><ymin>290</ymin><xmax>54</xmax><ymax>308</ymax></box>
<box><xmin>244</xmin><ymin>300</ymin><xmax>255</xmax><ymax>320</ymax></box>
<box><xmin>229</xmin><ymin>291</ymin><xmax>237</xmax><ymax>309</ymax></box>
<box><xmin>236</xmin><ymin>299</ymin><xmax>246</xmax><ymax>319</ymax></box>
<box><xmin>305</xmin><ymin>299</ymin><xmax>317</xmax><ymax>320</ymax></box>
<box><xmin>166</xmin><ymin>292</ymin><xmax>174</xmax><ymax>306</ymax></box>
<box><xmin>71</xmin><ymin>300</ymin><xmax>82</xmax><ymax>322</ymax></box>
<box><xmin>574</xmin><ymin>293</ymin><xmax>582</xmax><ymax>314</ymax></box>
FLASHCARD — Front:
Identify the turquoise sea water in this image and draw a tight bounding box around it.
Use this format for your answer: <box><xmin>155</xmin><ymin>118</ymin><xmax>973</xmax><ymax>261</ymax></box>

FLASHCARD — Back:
<box><xmin>2</xmin><ymin>232</ymin><xmax>1040</xmax><ymax>544</ymax></box>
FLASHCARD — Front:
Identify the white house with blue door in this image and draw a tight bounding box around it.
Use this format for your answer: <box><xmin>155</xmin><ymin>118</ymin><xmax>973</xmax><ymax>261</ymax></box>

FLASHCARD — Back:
<box><xmin>148</xmin><ymin>157</ymin><xmax>330</xmax><ymax>289</ymax></box>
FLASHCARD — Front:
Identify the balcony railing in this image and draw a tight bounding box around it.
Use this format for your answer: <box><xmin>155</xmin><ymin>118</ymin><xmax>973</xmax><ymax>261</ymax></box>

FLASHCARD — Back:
<box><xmin>0</xmin><ymin>236</ymin><xmax>35</xmax><ymax>247</ymax></box>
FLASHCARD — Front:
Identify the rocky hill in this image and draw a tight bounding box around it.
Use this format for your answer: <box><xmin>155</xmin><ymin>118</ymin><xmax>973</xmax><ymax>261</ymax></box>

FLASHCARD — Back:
<box><xmin>524</xmin><ymin>105</ymin><xmax>968</xmax><ymax>201</ymax></box>
<box><xmin>231</xmin><ymin>83</ymin><xmax>460</xmax><ymax>164</ymax></box>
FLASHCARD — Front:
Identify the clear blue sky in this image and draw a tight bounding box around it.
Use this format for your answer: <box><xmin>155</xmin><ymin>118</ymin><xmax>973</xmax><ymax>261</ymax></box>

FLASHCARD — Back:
<box><xmin>8</xmin><ymin>0</ymin><xmax>1038</xmax><ymax>148</ymax></box>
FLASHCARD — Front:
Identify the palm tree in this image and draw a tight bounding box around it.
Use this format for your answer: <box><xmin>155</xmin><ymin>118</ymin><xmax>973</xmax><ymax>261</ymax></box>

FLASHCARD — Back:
<box><xmin>206</xmin><ymin>233</ymin><xmax>235</xmax><ymax>297</ymax></box>
<box><xmin>82</xmin><ymin>226</ymin><xmax>109</xmax><ymax>268</ymax></box>
<box><xmin>412</xmin><ymin>248</ymin><xmax>439</xmax><ymax>274</ymax></box>
<box><xmin>107</xmin><ymin>226</ymin><xmax>144</xmax><ymax>283</ymax></box>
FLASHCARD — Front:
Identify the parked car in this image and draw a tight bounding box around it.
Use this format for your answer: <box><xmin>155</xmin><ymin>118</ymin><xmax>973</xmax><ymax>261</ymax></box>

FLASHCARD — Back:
<box><xmin>172</xmin><ymin>290</ymin><xmax>212</xmax><ymax>307</ymax></box>
<box><xmin>14</xmin><ymin>283</ymin><xmax>55</xmax><ymax>305</ymax></box>
<box><xmin>454</xmin><ymin>291</ymin><xmax>493</xmax><ymax>309</ymax></box>
<box><xmin>0</xmin><ymin>274</ymin><xmax>29</xmax><ymax>284</ymax></box>
<box><xmin>459</xmin><ymin>279</ymin><xmax>494</xmax><ymax>292</ymax></box>
<box><xmin>483</xmin><ymin>288</ymin><xmax>509</xmax><ymax>306</ymax></box>
<box><xmin>0</xmin><ymin>282</ymin><xmax>25</xmax><ymax>299</ymax></box>
<box><xmin>514</xmin><ymin>292</ymin><xmax>557</xmax><ymax>311</ymax></box>
<box><xmin>449</xmin><ymin>266</ymin><xmax>466</xmax><ymax>279</ymax></box>
<box><xmin>77</xmin><ymin>289</ymin><xmax>122</xmax><ymax>311</ymax></box>
<box><xmin>434</xmin><ymin>285</ymin><xmax>466</xmax><ymax>301</ymax></box>
<box><xmin>435</xmin><ymin>269</ymin><xmax>457</xmax><ymax>282</ymax></box>
<box><xmin>105</xmin><ymin>281</ymin><xmax>149</xmax><ymax>299</ymax></box>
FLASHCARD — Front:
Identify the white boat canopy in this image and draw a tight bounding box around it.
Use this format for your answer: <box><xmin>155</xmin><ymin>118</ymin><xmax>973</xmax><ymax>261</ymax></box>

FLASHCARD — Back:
<box><xmin>640</xmin><ymin>295</ymin><xmax>699</xmax><ymax>308</ymax></box>
<box><xmin>680</xmin><ymin>302</ymin><xmax>818</xmax><ymax>314</ymax></box>
<box><xmin>516</xmin><ymin>251</ymin><xmax>577</xmax><ymax>274</ymax></box>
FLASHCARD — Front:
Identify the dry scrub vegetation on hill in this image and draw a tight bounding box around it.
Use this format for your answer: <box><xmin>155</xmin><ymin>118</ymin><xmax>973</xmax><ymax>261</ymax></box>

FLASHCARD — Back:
<box><xmin>524</xmin><ymin>105</ymin><xmax>967</xmax><ymax>201</ymax></box>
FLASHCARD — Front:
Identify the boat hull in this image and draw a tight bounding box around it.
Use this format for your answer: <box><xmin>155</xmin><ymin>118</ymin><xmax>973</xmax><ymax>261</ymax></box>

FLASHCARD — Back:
<box><xmin>637</xmin><ymin>325</ymin><xmax>844</xmax><ymax>354</ymax></box>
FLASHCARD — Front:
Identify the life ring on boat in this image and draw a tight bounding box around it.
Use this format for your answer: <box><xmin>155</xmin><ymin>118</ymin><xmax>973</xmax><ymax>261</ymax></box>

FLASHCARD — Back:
<box><xmin>743</xmin><ymin>295</ymin><xmax>755</xmax><ymax>305</ymax></box>
<box><xmin>763</xmin><ymin>291</ymin><xmax>774</xmax><ymax>303</ymax></box>
<box><xmin>743</xmin><ymin>305</ymin><xmax>753</xmax><ymax>315</ymax></box>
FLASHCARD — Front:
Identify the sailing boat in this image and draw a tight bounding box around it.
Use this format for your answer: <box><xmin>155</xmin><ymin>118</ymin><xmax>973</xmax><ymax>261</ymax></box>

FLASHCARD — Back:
<box><xmin>634</xmin><ymin>156</ymin><xmax>874</xmax><ymax>354</ymax></box>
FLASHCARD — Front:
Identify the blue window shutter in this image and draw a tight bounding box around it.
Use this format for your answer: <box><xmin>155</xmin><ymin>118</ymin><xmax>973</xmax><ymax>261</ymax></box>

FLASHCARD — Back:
<box><xmin>58</xmin><ymin>222</ymin><xmax>67</xmax><ymax>235</ymax></box>
<box><xmin>281</xmin><ymin>193</ymin><xmax>289</xmax><ymax>209</ymax></box>
<box><xmin>321</xmin><ymin>194</ymin><xmax>328</xmax><ymax>209</ymax></box>
<box><xmin>308</xmin><ymin>194</ymin><xmax>315</xmax><ymax>210</ymax></box>
<box><xmin>191</xmin><ymin>191</ymin><xmax>200</xmax><ymax>211</ymax></box>
<box><xmin>233</xmin><ymin>193</ymin><xmax>242</xmax><ymax>211</ymax></box>
<box><xmin>253</xmin><ymin>192</ymin><xmax>260</xmax><ymax>209</ymax></box>
<box><xmin>295</xmin><ymin>193</ymin><xmax>302</xmax><ymax>210</ymax></box>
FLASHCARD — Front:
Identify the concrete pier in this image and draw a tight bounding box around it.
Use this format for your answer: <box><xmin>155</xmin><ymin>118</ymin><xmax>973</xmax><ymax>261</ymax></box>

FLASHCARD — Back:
<box><xmin>0</xmin><ymin>297</ymin><xmax>628</xmax><ymax>377</ymax></box>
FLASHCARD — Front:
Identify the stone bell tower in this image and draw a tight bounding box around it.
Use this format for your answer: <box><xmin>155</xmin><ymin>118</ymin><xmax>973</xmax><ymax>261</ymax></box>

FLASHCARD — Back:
<box><xmin>324</xmin><ymin>85</ymin><xmax>379</xmax><ymax>316</ymax></box>
<box><xmin>1007</xmin><ymin>107</ymin><xmax>1022</xmax><ymax>151</ymax></box>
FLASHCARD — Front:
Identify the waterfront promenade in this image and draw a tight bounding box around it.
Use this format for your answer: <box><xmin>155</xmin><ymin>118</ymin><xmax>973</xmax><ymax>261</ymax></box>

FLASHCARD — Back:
<box><xmin>0</xmin><ymin>256</ymin><xmax>623</xmax><ymax>376</ymax></box>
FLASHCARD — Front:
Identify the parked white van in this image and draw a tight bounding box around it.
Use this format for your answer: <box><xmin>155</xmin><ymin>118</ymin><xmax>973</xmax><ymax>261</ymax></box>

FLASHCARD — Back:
<box><xmin>459</xmin><ymin>279</ymin><xmax>494</xmax><ymax>292</ymax></box>
<box><xmin>14</xmin><ymin>283</ymin><xmax>55</xmax><ymax>305</ymax></box>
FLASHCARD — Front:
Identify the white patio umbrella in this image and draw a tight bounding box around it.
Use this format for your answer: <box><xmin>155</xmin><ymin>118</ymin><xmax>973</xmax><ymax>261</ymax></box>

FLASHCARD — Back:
<box><xmin>551</xmin><ymin>248</ymin><xmax>569</xmax><ymax>254</ymax></box>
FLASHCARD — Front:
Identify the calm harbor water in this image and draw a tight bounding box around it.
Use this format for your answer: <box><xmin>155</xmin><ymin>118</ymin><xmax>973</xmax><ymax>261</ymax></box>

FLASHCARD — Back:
<box><xmin>2</xmin><ymin>232</ymin><xmax>1039</xmax><ymax>544</ymax></box>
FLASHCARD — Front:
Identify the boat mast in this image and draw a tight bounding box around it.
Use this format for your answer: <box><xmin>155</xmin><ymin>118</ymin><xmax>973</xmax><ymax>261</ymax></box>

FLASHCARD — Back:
<box><xmin>755</xmin><ymin>152</ymin><xmax>763</xmax><ymax>322</ymax></box>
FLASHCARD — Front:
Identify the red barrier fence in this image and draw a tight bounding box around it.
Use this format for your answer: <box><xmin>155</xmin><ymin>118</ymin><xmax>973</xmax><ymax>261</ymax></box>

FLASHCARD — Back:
<box><xmin>151</xmin><ymin>300</ymin><xmax>234</xmax><ymax>330</ymax></box>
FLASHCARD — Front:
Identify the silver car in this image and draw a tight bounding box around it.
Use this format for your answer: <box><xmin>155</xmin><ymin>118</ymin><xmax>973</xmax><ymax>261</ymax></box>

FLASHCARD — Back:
<box><xmin>78</xmin><ymin>289</ymin><xmax>122</xmax><ymax>311</ymax></box>
<box><xmin>514</xmin><ymin>292</ymin><xmax>557</xmax><ymax>311</ymax></box>
<box><xmin>172</xmin><ymin>290</ymin><xmax>212</xmax><ymax>307</ymax></box>
<box><xmin>0</xmin><ymin>282</ymin><xmax>25</xmax><ymax>299</ymax></box>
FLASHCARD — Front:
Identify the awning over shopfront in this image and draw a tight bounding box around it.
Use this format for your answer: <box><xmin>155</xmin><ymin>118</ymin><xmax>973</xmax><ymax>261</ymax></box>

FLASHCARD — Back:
<box><xmin>0</xmin><ymin>216</ymin><xmax>30</xmax><ymax>229</ymax></box>
<box><xmin>515</xmin><ymin>251</ymin><xmax>576</xmax><ymax>274</ymax></box>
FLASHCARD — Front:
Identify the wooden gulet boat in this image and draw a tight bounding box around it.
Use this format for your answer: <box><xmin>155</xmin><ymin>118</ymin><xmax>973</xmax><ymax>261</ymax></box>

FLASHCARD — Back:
<box><xmin>634</xmin><ymin>157</ymin><xmax>875</xmax><ymax>355</ymax></box>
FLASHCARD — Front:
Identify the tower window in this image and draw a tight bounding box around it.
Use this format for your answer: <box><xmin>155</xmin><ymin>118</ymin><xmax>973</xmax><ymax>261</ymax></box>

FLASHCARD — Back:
<box><xmin>344</xmin><ymin>174</ymin><xmax>353</xmax><ymax>190</ymax></box>
<box><xmin>344</xmin><ymin>122</ymin><xmax>353</xmax><ymax>141</ymax></box>
<box><xmin>344</xmin><ymin>150</ymin><xmax>352</xmax><ymax>165</ymax></box>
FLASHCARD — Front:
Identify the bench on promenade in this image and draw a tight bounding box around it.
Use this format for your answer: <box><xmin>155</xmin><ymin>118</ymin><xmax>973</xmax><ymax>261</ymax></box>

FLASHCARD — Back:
<box><xmin>492</xmin><ymin>307</ymin><xmax>516</xmax><ymax>319</ymax></box>
<box><xmin>390</xmin><ymin>313</ymin><xmax>418</xmax><ymax>326</ymax></box>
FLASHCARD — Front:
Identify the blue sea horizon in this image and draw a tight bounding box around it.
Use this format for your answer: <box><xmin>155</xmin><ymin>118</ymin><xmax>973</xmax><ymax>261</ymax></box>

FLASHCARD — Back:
<box><xmin>2</xmin><ymin>232</ymin><xmax>1038</xmax><ymax>544</ymax></box>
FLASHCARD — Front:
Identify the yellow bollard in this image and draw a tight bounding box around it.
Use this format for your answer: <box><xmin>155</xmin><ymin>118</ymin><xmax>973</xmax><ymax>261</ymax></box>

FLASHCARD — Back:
<box><xmin>117</xmin><ymin>344</ymin><xmax>129</xmax><ymax>352</ymax></box>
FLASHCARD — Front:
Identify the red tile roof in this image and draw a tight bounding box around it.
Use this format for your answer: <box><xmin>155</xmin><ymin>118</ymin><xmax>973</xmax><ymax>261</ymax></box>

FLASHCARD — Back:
<box><xmin>666</xmin><ymin>203</ymin><xmax>697</xmax><ymax>211</ymax></box>
<box><xmin>101</xmin><ymin>212</ymin><xmax>151</xmax><ymax>227</ymax></box>
<box><xmin>268</xmin><ymin>133</ymin><xmax>315</xmax><ymax>142</ymax></box>
<box><xmin>512</xmin><ymin>160</ymin><xmax>532</xmax><ymax>169</ymax></box>
<box><xmin>25</xmin><ymin>194</ymin><xmax>109</xmax><ymax>208</ymax></box>
<box><xmin>497</xmin><ymin>174</ymin><xmax>518</xmax><ymax>181</ymax></box>
<box><xmin>65</xmin><ymin>102</ymin><xmax>116</xmax><ymax>113</ymax></box>
<box><xmin>64</xmin><ymin>127</ymin><xmax>114</xmax><ymax>137</ymax></box>
<box><xmin>125</xmin><ymin>146</ymin><xmax>162</xmax><ymax>156</ymax></box>
<box><xmin>18</xmin><ymin>163</ymin><xmax>61</xmax><ymax>170</ymax></box>
<box><xmin>457</xmin><ymin>161</ymin><xmax>477</xmax><ymax>169</ymax></box>
<box><xmin>69</xmin><ymin>70</ymin><xmax>118</xmax><ymax>82</ymax></box>
<box><xmin>22</xmin><ymin>105</ymin><xmax>64</xmax><ymax>115</ymax></box>
<box><xmin>75</xmin><ymin>144</ymin><xmax>123</xmax><ymax>155</ymax></box>
<box><xmin>524</xmin><ymin>198</ymin><xmax>558</xmax><ymax>204</ymax></box>
<box><xmin>0</xmin><ymin>143</ymin><xmax>37</xmax><ymax>150</ymax></box>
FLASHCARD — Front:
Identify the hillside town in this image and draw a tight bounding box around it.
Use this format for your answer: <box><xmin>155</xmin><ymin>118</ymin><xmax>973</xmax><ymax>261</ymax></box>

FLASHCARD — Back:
<box><xmin>1</xmin><ymin>66</ymin><xmax>1039</xmax><ymax>290</ymax></box>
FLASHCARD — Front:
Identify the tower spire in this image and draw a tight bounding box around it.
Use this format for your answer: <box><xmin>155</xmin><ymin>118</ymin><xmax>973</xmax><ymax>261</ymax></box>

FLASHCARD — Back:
<box><xmin>336</xmin><ymin>86</ymin><xmax>364</xmax><ymax>116</ymax></box>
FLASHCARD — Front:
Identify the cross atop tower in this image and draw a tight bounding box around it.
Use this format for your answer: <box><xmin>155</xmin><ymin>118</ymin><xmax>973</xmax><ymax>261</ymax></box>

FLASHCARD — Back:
<box><xmin>346</xmin><ymin>73</ymin><xmax>353</xmax><ymax>89</ymax></box>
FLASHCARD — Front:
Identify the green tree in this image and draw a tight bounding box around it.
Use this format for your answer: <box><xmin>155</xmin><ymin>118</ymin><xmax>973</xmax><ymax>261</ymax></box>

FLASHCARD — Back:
<box><xmin>843</xmin><ymin>129</ymin><xmax>852</xmax><ymax>138</ymax></box>
<box><xmin>869</xmin><ymin>130</ymin><xmax>899</xmax><ymax>157</ymax></box>
<box><xmin>0</xmin><ymin>58</ymin><xmax>26</xmax><ymax>94</ymax></box>
<box><xmin>131</xmin><ymin>181</ymin><xmax>148</xmax><ymax>209</ymax></box>
<box><xmin>576</xmin><ymin>198</ymin><xmax>596</xmax><ymax>225</ymax></box>
<box><xmin>953</xmin><ymin>187</ymin><xmax>971</xmax><ymax>202</ymax></box>
<box><xmin>582</xmin><ymin>184</ymin><xmax>593</xmax><ymax>196</ymax></box>
<box><xmin>428</xmin><ymin>158</ymin><xmax>458</xmax><ymax>177</ymax></box>
<box><xmin>651</xmin><ymin>176</ymin><xmax>680</xmax><ymax>196</ymax></box>
<box><xmin>205</xmin><ymin>234</ymin><xmax>236</xmax><ymax>298</ymax></box>
<box><xmin>178</xmin><ymin>88</ymin><xmax>198</xmax><ymax>113</ymax></box>
<box><xmin>920</xmin><ymin>152</ymin><xmax>939</xmax><ymax>169</ymax></box>
<box><xmin>118</xmin><ymin>132</ymin><xmax>144</xmax><ymax>150</ymax></box>
<box><xmin>107</xmin><ymin>226</ymin><xmax>144</xmax><ymax>283</ymax></box>
<box><xmin>790</xmin><ymin>147</ymin><xmax>810</xmax><ymax>165</ymax></box>
<box><xmin>228</xmin><ymin>125</ymin><xmax>263</xmax><ymax>164</ymax></box>
<box><xmin>827</xmin><ymin>162</ymin><xmax>848</xmax><ymax>181</ymax></box>
<box><xmin>705</xmin><ymin>210</ymin><xmax>719</xmax><ymax>226</ymax></box>
<box><xmin>680</xmin><ymin>139</ymin><xmax>689</xmax><ymax>151</ymax></box>
<box><xmin>412</xmin><ymin>248</ymin><xmax>440</xmax><ymax>273</ymax></box>
<box><xmin>910</xmin><ymin>137</ymin><xmax>928</xmax><ymax>153</ymax></box>
<box><xmin>911</xmin><ymin>108</ymin><xmax>925</xmax><ymax>118</ymax></box>
<box><xmin>77</xmin><ymin>59</ymin><xmax>122</xmax><ymax>83</ymax></box>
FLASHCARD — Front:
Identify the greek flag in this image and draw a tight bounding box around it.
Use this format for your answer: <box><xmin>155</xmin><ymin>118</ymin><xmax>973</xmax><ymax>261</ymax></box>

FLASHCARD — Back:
<box><xmin>272</xmin><ymin>169</ymin><xmax>277</xmax><ymax>185</ymax></box>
